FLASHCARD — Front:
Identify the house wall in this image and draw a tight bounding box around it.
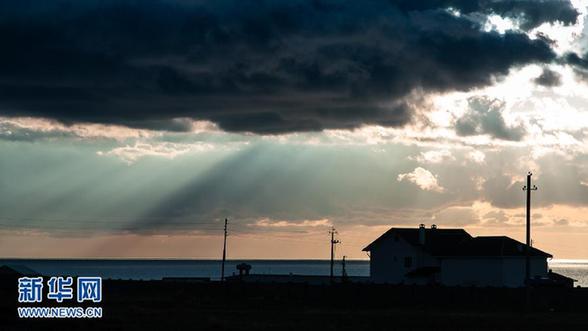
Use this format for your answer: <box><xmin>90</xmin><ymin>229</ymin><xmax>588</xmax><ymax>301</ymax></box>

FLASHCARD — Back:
<box><xmin>369</xmin><ymin>237</ymin><xmax>438</xmax><ymax>284</ymax></box>
<box><xmin>440</xmin><ymin>258</ymin><xmax>504</xmax><ymax>287</ymax></box>
<box><xmin>440</xmin><ymin>257</ymin><xmax>548</xmax><ymax>287</ymax></box>
<box><xmin>367</xmin><ymin>231</ymin><xmax>551</xmax><ymax>287</ymax></box>
<box><xmin>501</xmin><ymin>257</ymin><xmax>548</xmax><ymax>287</ymax></box>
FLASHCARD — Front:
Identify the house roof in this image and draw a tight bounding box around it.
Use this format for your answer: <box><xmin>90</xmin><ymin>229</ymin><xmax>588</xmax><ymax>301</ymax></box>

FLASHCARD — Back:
<box><xmin>362</xmin><ymin>227</ymin><xmax>472</xmax><ymax>255</ymax></box>
<box><xmin>548</xmin><ymin>270</ymin><xmax>576</xmax><ymax>282</ymax></box>
<box><xmin>362</xmin><ymin>227</ymin><xmax>552</xmax><ymax>258</ymax></box>
<box><xmin>451</xmin><ymin>236</ymin><xmax>552</xmax><ymax>258</ymax></box>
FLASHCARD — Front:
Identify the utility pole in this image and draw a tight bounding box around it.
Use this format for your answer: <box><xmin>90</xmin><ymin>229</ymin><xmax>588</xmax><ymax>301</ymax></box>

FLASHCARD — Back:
<box><xmin>221</xmin><ymin>218</ymin><xmax>228</xmax><ymax>282</ymax></box>
<box><xmin>329</xmin><ymin>227</ymin><xmax>340</xmax><ymax>282</ymax></box>
<box><xmin>342</xmin><ymin>255</ymin><xmax>348</xmax><ymax>279</ymax></box>
<box><xmin>523</xmin><ymin>172</ymin><xmax>538</xmax><ymax>285</ymax></box>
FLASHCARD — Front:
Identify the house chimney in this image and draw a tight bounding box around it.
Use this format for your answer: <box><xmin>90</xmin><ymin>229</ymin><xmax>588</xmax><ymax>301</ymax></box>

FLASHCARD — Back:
<box><xmin>418</xmin><ymin>224</ymin><xmax>426</xmax><ymax>245</ymax></box>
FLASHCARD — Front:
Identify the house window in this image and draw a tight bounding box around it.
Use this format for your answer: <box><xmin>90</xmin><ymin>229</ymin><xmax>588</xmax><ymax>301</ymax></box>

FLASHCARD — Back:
<box><xmin>404</xmin><ymin>256</ymin><xmax>412</xmax><ymax>268</ymax></box>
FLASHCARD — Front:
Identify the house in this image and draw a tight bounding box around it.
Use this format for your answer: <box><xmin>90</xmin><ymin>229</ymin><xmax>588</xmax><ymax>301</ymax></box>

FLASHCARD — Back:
<box><xmin>363</xmin><ymin>224</ymin><xmax>558</xmax><ymax>287</ymax></box>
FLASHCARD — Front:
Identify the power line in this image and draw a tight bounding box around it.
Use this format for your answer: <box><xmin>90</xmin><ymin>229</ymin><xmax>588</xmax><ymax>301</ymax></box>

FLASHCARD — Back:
<box><xmin>329</xmin><ymin>226</ymin><xmax>340</xmax><ymax>282</ymax></box>
<box><xmin>221</xmin><ymin>218</ymin><xmax>228</xmax><ymax>282</ymax></box>
<box><xmin>522</xmin><ymin>171</ymin><xmax>538</xmax><ymax>285</ymax></box>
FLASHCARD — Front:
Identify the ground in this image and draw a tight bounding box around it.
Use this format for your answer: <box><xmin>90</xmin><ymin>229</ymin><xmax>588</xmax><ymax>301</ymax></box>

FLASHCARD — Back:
<box><xmin>1</xmin><ymin>279</ymin><xmax>588</xmax><ymax>330</ymax></box>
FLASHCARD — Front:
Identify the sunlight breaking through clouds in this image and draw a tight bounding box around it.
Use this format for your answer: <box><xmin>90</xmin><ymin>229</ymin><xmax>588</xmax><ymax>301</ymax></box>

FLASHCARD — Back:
<box><xmin>397</xmin><ymin>167</ymin><xmax>445</xmax><ymax>193</ymax></box>
<box><xmin>2</xmin><ymin>0</ymin><xmax>588</xmax><ymax>259</ymax></box>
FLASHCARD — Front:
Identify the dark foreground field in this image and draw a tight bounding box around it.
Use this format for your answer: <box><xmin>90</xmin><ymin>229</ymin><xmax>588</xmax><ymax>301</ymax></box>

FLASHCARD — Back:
<box><xmin>2</xmin><ymin>279</ymin><xmax>588</xmax><ymax>330</ymax></box>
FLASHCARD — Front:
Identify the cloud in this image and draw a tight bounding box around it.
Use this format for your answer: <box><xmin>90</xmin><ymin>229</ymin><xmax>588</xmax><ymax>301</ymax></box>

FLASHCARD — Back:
<box><xmin>0</xmin><ymin>117</ymin><xmax>159</xmax><ymax>141</ymax></box>
<box><xmin>397</xmin><ymin>167</ymin><xmax>445</xmax><ymax>192</ymax></box>
<box><xmin>431</xmin><ymin>206</ymin><xmax>480</xmax><ymax>226</ymax></box>
<box><xmin>455</xmin><ymin>96</ymin><xmax>526</xmax><ymax>141</ymax></box>
<box><xmin>564</xmin><ymin>52</ymin><xmax>588</xmax><ymax>80</ymax></box>
<box><xmin>485</xmin><ymin>0</ymin><xmax>579</xmax><ymax>30</ymax></box>
<box><xmin>413</xmin><ymin>150</ymin><xmax>455</xmax><ymax>163</ymax></box>
<box><xmin>482</xmin><ymin>210</ymin><xmax>511</xmax><ymax>226</ymax></box>
<box><xmin>251</xmin><ymin>218</ymin><xmax>332</xmax><ymax>228</ymax></box>
<box><xmin>534</xmin><ymin>68</ymin><xmax>562</xmax><ymax>86</ymax></box>
<box><xmin>0</xmin><ymin>0</ymin><xmax>561</xmax><ymax>134</ymax></box>
<box><xmin>395</xmin><ymin>0</ymin><xmax>579</xmax><ymax>30</ymax></box>
<box><xmin>466</xmin><ymin>150</ymin><xmax>486</xmax><ymax>163</ymax></box>
<box><xmin>97</xmin><ymin>142</ymin><xmax>214</xmax><ymax>163</ymax></box>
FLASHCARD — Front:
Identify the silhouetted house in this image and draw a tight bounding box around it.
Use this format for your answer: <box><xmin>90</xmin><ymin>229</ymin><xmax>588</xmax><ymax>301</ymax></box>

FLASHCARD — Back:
<box><xmin>363</xmin><ymin>224</ymin><xmax>554</xmax><ymax>287</ymax></box>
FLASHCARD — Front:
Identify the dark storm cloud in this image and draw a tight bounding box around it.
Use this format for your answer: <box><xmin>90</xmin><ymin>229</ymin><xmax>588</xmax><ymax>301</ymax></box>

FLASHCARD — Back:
<box><xmin>455</xmin><ymin>97</ymin><xmax>526</xmax><ymax>141</ymax></box>
<box><xmin>565</xmin><ymin>52</ymin><xmax>588</xmax><ymax>68</ymax></box>
<box><xmin>0</xmin><ymin>0</ymin><xmax>566</xmax><ymax>134</ymax></box>
<box><xmin>488</xmin><ymin>0</ymin><xmax>578</xmax><ymax>30</ymax></box>
<box><xmin>564</xmin><ymin>52</ymin><xmax>588</xmax><ymax>80</ymax></box>
<box><xmin>534</xmin><ymin>68</ymin><xmax>562</xmax><ymax>86</ymax></box>
<box><xmin>395</xmin><ymin>0</ymin><xmax>579</xmax><ymax>30</ymax></box>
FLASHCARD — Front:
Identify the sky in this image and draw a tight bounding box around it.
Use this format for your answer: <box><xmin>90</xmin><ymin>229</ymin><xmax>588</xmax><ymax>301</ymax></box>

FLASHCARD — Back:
<box><xmin>2</xmin><ymin>0</ymin><xmax>588</xmax><ymax>259</ymax></box>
